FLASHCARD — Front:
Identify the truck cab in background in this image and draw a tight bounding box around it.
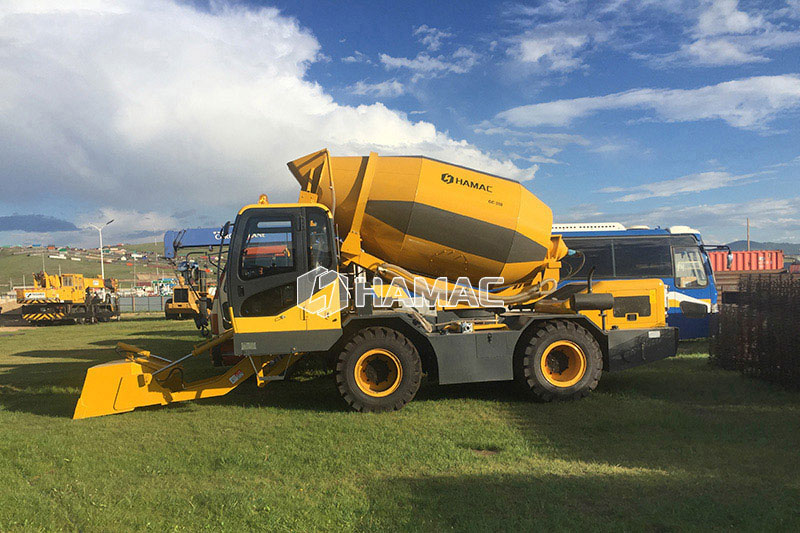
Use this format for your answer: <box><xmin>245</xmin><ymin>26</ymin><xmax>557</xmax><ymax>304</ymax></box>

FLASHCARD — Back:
<box><xmin>553</xmin><ymin>223</ymin><xmax>718</xmax><ymax>339</ymax></box>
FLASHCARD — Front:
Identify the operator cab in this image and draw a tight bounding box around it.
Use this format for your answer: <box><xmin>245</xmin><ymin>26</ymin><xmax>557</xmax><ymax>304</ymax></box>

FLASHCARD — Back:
<box><xmin>223</xmin><ymin>203</ymin><xmax>342</xmax><ymax>356</ymax></box>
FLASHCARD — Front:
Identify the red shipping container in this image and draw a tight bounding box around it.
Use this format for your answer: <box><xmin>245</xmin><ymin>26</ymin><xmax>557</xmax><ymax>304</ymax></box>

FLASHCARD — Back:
<box><xmin>708</xmin><ymin>250</ymin><xmax>784</xmax><ymax>272</ymax></box>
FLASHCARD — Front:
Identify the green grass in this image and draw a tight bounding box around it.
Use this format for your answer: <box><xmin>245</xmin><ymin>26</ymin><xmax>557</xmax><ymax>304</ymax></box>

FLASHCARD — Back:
<box><xmin>1</xmin><ymin>319</ymin><xmax>799</xmax><ymax>531</ymax></box>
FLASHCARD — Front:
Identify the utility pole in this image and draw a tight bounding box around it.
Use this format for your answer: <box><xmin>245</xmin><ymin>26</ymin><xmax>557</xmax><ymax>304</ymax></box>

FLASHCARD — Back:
<box><xmin>746</xmin><ymin>218</ymin><xmax>750</xmax><ymax>251</ymax></box>
<box><xmin>41</xmin><ymin>250</ymin><xmax>45</xmax><ymax>272</ymax></box>
<box><xmin>87</xmin><ymin>219</ymin><xmax>114</xmax><ymax>279</ymax></box>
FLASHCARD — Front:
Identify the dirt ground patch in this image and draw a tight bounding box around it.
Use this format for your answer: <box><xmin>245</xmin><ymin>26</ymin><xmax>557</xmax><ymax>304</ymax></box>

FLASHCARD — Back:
<box><xmin>0</xmin><ymin>326</ymin><xmax>33</xmax><ymax>333</ymax></box>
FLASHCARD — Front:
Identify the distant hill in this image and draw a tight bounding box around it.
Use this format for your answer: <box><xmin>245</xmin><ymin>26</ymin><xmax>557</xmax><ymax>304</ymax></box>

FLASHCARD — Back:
<box><xmin>726</xmin><ymin>241</ymin><xmax>800</xmax><ymax>254</ymax></box>
<box><xmin>0</xmin><ymin>242</ymin><xmax>176</xmax><ymax>289</ymax></box>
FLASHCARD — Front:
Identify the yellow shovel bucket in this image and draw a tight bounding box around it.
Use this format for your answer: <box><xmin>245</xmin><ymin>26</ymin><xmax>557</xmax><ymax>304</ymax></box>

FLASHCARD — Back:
<box><xmin>73</xmin><ymin>330</ymin><xmax>297</xmax><ymax>420</ymax></box>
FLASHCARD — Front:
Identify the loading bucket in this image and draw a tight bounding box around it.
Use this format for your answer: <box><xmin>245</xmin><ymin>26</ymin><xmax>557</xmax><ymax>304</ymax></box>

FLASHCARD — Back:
<box><xmin>72</xmin><ymin>331</ymin><xmax>254</xmax><ymax>420</ymax></box>
<box><xmin>72</xmin><ymin>358</ymin><xmax>177</xmax><ymax>419</ymax></box>
<box><xmin>72</xmin><ymin>332</ymin><xmax>290</xmax><ymax>420</ymax></box>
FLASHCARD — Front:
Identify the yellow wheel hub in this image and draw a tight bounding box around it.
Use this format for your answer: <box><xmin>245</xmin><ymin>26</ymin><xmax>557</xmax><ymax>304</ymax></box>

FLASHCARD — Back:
<box><xmin>540</xmin><ymin>340</ymin><xmax>587</xmax><ymax>388</ymax></box>
<box><xmin>354</xmin><ymin>349</ymin><xmax>402</xmax><ymax>397</ymax></box>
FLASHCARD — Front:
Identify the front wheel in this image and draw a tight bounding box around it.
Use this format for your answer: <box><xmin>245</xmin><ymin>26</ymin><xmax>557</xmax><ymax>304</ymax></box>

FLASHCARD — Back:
<box><xmin>335</xmin><ymin>327</ymin><xmax>422</xmax><ymax>412</ymax></box>
<box><xmin>516</xmin><ymin>320</ymin><xmax>602</xmax><ymax>401</ymax></box>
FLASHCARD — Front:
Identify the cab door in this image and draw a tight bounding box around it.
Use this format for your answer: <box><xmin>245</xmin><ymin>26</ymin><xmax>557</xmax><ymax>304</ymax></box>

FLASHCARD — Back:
<box><xmin>226</xmin><ymin>206</ymin><xmax>342</xmax><ymax>356</ymax></box>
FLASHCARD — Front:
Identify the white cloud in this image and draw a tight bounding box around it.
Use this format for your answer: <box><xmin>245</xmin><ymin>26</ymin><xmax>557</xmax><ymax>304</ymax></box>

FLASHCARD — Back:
<box><xmin>0</xmin><ymin>0</ymin><xmax>526</xmax><ymax>235</ymax></box>
<box><xmin>495</xmin><ymin>75</ymin><xmax>800</xmax><ymax>130</ymax></box>
<box><xmin>677</xmin><ymin>38</ymin><xmax>769</xmax><ymax>65</ymax></box>
<box><xmin>788</xmin><ymin>0</ymin><xmax>800</xmax><ymax>18</ymax></box>
<box><xmin>653</xmin><ymin>0</ymin><xmax>800</xmax><ymax>66</ymax></box>
<box><xmin>622</xmin><ymin>198</ymin><xmax>800</xmax><ymax>242</ymax></box>
<box><xmin>500</xmin><ymin>2</ymin><xmax>634</xmax><ymax>74</ymax></box>
<box><xmin>559</xmin><ymin>197</ymin><xmax>800</xmax><ymax>243</ymax></box>
<box><xmin>504</xmin><ymin>0</ymin><xmax>800</xmax><ymax>69</ymax></box>
<box><xmin>505</xmin><ymin>22</ymin><xmax>604</xmax><ymax>73</ymax></box>
<box><xmin>508</xmin><ymin>32</ymin><xmax>589</xmax><ymax>72</ymax></box>
<box><xmin>77</xmin><ymin>208</ymin><xmax>180</xmax><ymax>245</ymax></box>
<box><xmin>342</xmin><ymin>50</ymin><xmax>372</xmax><ymax>64</ymax></box>
<box><xmin>524</xmin><ymin>155</ymin><xmax>561</xmax><ymax>164</ymax></box>
<box><xmin>695</xmin><ymin>0</ymin><xmax>764</xmax><ymax>37</ymax></box>
<box><xmin>3</xmin><ymin>207</ymin><xmax>183</xmax><ymax>248</ymax></box>
<box><xmin>589</xmin><ymin>142</ymin><xmax>626</xmax><ymax>154</ymax></box>
<box><xmin>380</xmin><ymin>47</ymin><xmax>479</xmax><ymax>80</ymax></box>
<box><xmin>413</xmin><ymin>25</ymin><xmax>453</xmax><ymax>51</ymax></box>
<box><xmin>350</xmin><ymin>79</ymin><xmax>405</xmax><ymax>98</ymax></box>
<box><xmin>503</xmin><ymin>132</ymin><xmax>590</xmax><ymax>157</ymax></box>
<box><xmin>598</xmin><ymin>170</ymin><xmax>760</xmax><ymax>202</ymax></box>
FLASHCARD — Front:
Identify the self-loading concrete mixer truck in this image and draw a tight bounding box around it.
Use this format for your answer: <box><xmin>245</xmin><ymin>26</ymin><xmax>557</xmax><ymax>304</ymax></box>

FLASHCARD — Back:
<box><xmin>73</xmin><ymin>149</ymin><xmax>676</xmax><ymax>419</ymax></box>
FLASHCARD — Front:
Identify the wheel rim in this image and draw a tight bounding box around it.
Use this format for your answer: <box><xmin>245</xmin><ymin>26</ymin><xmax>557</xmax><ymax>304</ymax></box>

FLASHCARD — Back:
<box><xmin>354</xmin><ymin>349</ymin><xmax>403</xmax><ymax>397</ymax></box>
<box><xmin>540</xmin><ymin>340</ymin><xmax>587</xmax><ymax>388</ymax></box>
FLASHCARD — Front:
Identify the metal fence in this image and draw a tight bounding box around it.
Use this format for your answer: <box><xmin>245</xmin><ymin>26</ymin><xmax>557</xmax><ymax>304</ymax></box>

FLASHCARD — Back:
<box><xmin>117</xmin><ymin>295</ymin><xmax>166</xmax><ymax>313</ymax></box>
<box><xmin>711</xmin><ymin>274</ymin><xmax>800</xmax><ymax>388</ymax></box>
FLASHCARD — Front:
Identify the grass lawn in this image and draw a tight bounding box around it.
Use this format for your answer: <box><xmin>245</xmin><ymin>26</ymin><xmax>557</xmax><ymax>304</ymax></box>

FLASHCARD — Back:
<box><xmin>1</xmin><ymin>317</ymin><xmax>799</xmax><ymax>531</ymax></box>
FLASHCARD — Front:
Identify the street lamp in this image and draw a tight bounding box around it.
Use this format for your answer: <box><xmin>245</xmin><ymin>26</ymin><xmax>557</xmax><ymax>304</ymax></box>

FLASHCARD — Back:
<box><xmin>87</xmin><ymin>219</ymin><xmax>114</xmax><ymax>279</ymax></box>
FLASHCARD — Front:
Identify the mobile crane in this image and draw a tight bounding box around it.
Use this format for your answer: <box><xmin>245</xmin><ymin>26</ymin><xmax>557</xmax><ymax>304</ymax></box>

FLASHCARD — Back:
<box><xmin>73</xmin><ymin>149</ymin><xmax>676</xmax><ymax>419</ymax></box>
<box><xmin>17</xmin><ymin>272</ymin><xmax>118</xmax><ymax>325</ymax></box>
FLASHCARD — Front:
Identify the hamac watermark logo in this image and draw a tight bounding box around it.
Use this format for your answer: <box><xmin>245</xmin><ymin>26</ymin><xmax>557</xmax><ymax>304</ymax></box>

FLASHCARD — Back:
<box><xmin>296</xmin><ymin>266</ymin><xmax>349</xmax><ymax>317</ymax></box>
<box><xmin>297</xmin><ymin>266</ymin><xmax>505</xmax><ymax>316</ymax></box>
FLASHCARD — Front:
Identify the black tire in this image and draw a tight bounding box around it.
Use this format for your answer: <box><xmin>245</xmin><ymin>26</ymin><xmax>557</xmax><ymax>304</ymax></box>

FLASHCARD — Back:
<box><xmin>516</xmin><ymin>320</ymin><xmax>602</xmax><ymax>401</ymax></box>
<box><xmin>335</xmin><ymin>326</ymin><xmax>422</xmax><ymax>412</ymax></box>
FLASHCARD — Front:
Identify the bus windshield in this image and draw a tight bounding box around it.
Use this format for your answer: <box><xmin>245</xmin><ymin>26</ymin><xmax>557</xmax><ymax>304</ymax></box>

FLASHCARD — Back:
<box><xmin>673</xmin><ymin>247</ymin><xmax>708</xmax><ymax>288</ymax></box>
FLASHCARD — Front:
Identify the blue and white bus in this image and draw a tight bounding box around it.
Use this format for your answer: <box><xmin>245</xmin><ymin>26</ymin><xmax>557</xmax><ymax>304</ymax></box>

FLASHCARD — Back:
<box><xmin>553</xmin><ymin>223</ymin><xmax>720</xmax><ymax>339</ymax></box>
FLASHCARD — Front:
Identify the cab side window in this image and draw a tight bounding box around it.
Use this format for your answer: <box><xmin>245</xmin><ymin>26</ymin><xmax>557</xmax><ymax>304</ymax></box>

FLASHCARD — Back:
<box><xmin>307</xmin><ymin>210</ymin><xmax>333</xmax><ymax>270</ymax></box>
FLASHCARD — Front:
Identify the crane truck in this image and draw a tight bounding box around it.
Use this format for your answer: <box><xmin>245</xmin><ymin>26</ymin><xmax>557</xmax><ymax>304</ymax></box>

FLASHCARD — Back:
<box><xmin>73</xmin><ymin>149</ymin><xmax>677</xmax><ymax>419</ymax></box>
<box><xmin>17</xmin><ymin>272</ymin><xmax>119</xmax><ymax>325</ymax></box>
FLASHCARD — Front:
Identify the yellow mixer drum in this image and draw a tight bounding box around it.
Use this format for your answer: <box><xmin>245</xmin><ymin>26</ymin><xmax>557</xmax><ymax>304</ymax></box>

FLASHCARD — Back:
<box><xmin>289</xmin><ymin>150</ymin><xmax>555</xmax><ymax>285</ymax></box>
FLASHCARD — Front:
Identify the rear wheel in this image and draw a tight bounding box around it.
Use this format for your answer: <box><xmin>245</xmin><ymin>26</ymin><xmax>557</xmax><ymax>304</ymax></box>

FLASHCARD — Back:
<box><xmin>335</xmin><ymin>327</ymin><xmax>422</xmax><ymax>412</ymax></box>
<box><xmin>516</xmin><ymin>320</ymin><xmax>602</xmax><ymax>401</ymax></box>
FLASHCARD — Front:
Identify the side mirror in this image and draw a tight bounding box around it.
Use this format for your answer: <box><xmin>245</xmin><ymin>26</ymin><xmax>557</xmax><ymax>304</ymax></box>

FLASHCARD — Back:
<box><xmin>727</xmin><ymin>251</ymin><xmax>733</xmax><ymax>268</ymax></box>
<box><xmin>220</xmin><ymin>221</ymin><xmax>231</xmax><ymax>240</ymax></box>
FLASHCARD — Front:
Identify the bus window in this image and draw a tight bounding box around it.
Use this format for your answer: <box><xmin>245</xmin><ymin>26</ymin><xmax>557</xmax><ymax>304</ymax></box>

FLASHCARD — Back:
<box><xmin>613</xmin><ymin>238</ymin><xmax>672</xmax><ymax>278</ymax></box>
<box><xmin>673</xmin><ymin>247</ymin><xmax>708</xmax><ymax>288</ymax></box>
<box><xmin>561</xmin><ymin>237</ymin><xmax>613</xmax><ymax>278</ymax></box>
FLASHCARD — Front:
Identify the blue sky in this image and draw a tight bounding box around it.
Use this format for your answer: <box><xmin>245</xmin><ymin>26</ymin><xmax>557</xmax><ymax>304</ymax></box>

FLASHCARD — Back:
<box><xmin>1</xmin><ymin>0</ymin><xmax>799</xmax><ymax>247</ymax></box>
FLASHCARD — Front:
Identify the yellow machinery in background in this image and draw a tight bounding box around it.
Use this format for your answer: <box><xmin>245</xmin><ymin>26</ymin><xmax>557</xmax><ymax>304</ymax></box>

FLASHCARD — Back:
<box><xmin>17</xmin><ymin>272</ymin><xmax>119</xmax><ymax>325</ymax></box>
<box><xmin>73</xmin><ymin>149</ymin><xmax>678</xmax><ymax>419</ymax></box>
<box><xmin>164</xmin><ymin>261</ymin><xmax>213</xmax><ymax>335</ymax></box>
